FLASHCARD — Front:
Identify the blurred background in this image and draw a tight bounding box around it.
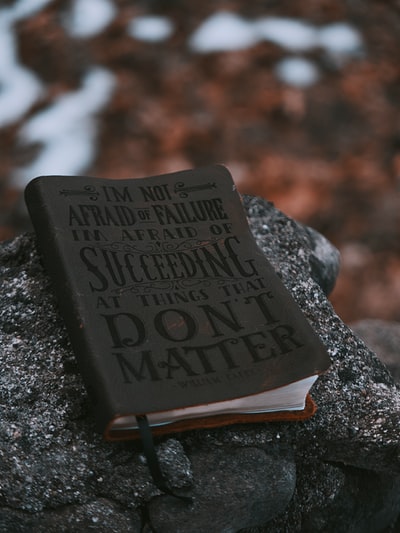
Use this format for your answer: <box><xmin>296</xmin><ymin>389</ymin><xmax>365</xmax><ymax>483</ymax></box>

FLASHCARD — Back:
<box><xmin>0</xmin><ymin>0</ymin><xmax>399</xmax><ymax>324</ymax></box>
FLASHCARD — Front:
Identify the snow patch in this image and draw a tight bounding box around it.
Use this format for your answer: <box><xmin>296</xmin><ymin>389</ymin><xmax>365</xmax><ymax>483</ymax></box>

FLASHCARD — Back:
<box><xmin>127</xmin><ymin>15</ymin><xmax>175</xmax><ymax>42</ymax></box>
<box><xmin>0</xmin><ymin>9</ymin><xmax>44</xmax><ymax>127</ymax></box>
<box><xmin>275</xmin><ymin>57</ymin><xmax>319</xmax><ymax>88</ymax></box>
<box><xmin>318</xmin><ymin>22</ymin><xmax>363</xmax><ymax>56</ymax></box>
<box><xmin>13</xmin><ymin>68</ymin><xmax>116</xmax><ymax>186</ymax></box>
<box><xmin>64</xmin><ymin>0</ymin><xmax>116</xmax><ymax>38</ymax></box>
<box><xmin>189</xmin><ymin>11</ymin><xmax>257</xmax><ymax>52</ymax></box>
<box><xmin>6</xmin><ymin>0</ymin><xmax>54</xmax><ymax>22</ymax></box>
<box><xmin>190</xmin><ymin>11</ymin><xmax>363</xmax><ymax>57</ymax></box>
<box><xmin>0</xmin><ymin>67</ymin><xmax>43</xmax><ymax>128</ymax></box>
<box><xmin>254</xmin><ymin>17</ymin><xmax>318</xmax><ymax>51</ymax></box>
<box><xmin>189</xmin><ymin>12</ymin><xmax>364</xmax><ymax>88</ymax></box>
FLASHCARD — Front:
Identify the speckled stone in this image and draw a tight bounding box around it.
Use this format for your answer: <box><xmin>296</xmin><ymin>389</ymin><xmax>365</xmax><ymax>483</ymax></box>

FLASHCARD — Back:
<box><xmin>147</xmin><ymin>447</ymin><xmax>296</xmax><ymax>533</ymax></box>
<box><xmin>351</xmin><ymin>319</ymin><xmax>400</xmax><ymax>383</ymax></box>
<box><xmin>1</xmin><ymin>195</ymin><xmax>399</xmax><ymax>532</ymax></box>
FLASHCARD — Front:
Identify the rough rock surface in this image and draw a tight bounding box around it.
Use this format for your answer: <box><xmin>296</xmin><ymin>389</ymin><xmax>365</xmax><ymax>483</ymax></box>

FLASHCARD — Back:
<box><xmin>351</xmin><ymin>320</ymin><xmax>400</xmax><ymax>384</ymax></box>
<box><xmin>1</xmin><ymin>196</ymin><xmax>399</xmax><ymax>532</ymax></box>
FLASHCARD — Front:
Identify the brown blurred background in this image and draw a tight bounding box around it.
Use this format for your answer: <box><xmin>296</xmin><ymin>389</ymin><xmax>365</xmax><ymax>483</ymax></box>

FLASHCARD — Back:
<box><xmin>1</xmin><ymin>0</ymin><xmax>399</xmax><ymax>324</ymax></box>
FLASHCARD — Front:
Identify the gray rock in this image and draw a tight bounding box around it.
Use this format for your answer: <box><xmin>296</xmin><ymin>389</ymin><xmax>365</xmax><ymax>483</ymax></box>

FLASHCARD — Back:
<box><xmin>0</xmin><ymin>499</ymin><xmax>142</xmax><ymax>533</ymax></box>
<box><xmin>301</xmin><ymin>224</ymin><xmax>340</xmax><ymax>296</ymax></box>
<box><xmin>351</xmin><ymin>319</ymin><xmax>400</xmax><ymax>383</ymax></box>
<box><xmin>0</xmin><ymin>195</ymin><xmax>399</xmax><ymax>532</ymax></box>
<box><xmin>148</xmin><ymin>447</ymin><xmax>296</xmax><ymax>533</ymax></box>
<box><xmin>265</xmin><ymin>459</ymin><xmax>400</xmax><ymax>533</ymax></box>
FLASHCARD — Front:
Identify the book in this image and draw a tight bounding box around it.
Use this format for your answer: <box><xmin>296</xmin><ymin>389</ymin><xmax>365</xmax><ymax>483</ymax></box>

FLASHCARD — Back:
<box><xmin>25</xmin><ymin>165</ymin><xmax>330</xmax><ymax>441</ymax></box>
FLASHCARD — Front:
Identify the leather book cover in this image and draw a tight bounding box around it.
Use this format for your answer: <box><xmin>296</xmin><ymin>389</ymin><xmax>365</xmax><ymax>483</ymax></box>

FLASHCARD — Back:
<box><xmin>25</xmin><ymin>165</ymin><xmax>330</xmax><ymax>439</ymax></box>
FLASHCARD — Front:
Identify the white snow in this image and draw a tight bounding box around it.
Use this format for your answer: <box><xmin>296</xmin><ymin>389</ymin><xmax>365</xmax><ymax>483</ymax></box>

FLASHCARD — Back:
<box><xmin>19</xmin><ymin>68</ymin><xmax>115</xmax><ymax>142</ymax></box>
<box><xmin>190</xmin><ymin>11</ymin><xmax>363</xmax><ymax>58</ymax></box>
<box><xmin>0</xmin><ymin>67</ymin><xmax>43</xmax><ymax>128</ymax></box>
<box><xmin>0</xmin><ymin>3</ymin><xmax>366</xmax><ymax>189</ymax></box>
<box><xmin>0</xmin><ymin>0</ymin><xmax>117</xmax><ymax>183</ymax></box>
<box><xmin>14</xmin><ymin>68</ymin><xmax>116</xmax><ymax>186</ymax></box>
<box><xmin>63</xmin><ymin>0</ymin><xmax>116</xmax><ymax>38</ymax></box>
<box><xmin>275</xmin><ymin>57</ymin><xmax>319</xmax><ymax>88</ymax></box>
<box><xmin>318</xmin><ymin>22</ymin><xmax>363</xmax><ymax>56</ymax></box>
<box><xmin>127</xmin><ymin>15</ymin><xmax>174</xmax><ymax>43</ymax></box>
<box><xmin>189</xmin><ymin>12</ymin><xmax>321</xmax><ymax>53</ymax></box>
<box><xmin>189</xmin><ymin>12</ymin><xmax>364</xmax><ymax>88</ymax></box>
<box><xmin>254</xmin><ymin>17</ymin><xmax>318</xmax><ymax>51</ymax></box>
<box><xmin>0</xmin><ymin>10</ymin><xmax>44</xmax><ymax>127</ymax></box>
<box><xmin>16</xmin><ymin>124</ymin><xmax>98</xmax><ymax>183</ymax></box>
<box><xmin>189</xmin><ymin>11</ymin><xmax>257</xmax><ymax>52</ymax></box>
<box><xmin>0</xmin><ymin>16</ymin><xmax>18</xmax><ymax>70</ymax></box>
<box><xmin>6</xmin><ymin>0</ymin><xmax>54</xmax><ymax>22</ymax></box>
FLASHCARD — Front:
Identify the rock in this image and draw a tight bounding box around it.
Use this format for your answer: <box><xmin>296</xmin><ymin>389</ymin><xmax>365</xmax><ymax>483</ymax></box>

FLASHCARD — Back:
<box><xmin>351</xmin><ymin>319</ymin><xmax>400</xmax><ymax>383</ymax></box>
<box><xmin>148</xmin><ymin>447</ymin><xmax>296</xmax><ymax>533</ymax></box>
<box><xmin>1</xmin><ymin>195</ymin><xmax>399</xmax><ymax>532</ymax></box>
<box><xmin>301</xmin><ymin>224</ymin><xmax>340</xmax><ymax>296</ymax></box>
<box><xmin>0</xmin><ymin>499</ymin><xmax>142</xmax><ymax>533</ymax></box>
<box><xmin>265</xmin><ymin>459</ymin><xmax>400</xmax><ymax>533</ymax></box>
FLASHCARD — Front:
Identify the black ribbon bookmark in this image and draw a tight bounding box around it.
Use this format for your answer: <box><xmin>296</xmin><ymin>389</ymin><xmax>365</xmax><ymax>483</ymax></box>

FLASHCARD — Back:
<box><xmin>135</xmin><ymin>415</ymin><xmax>193</xmax><ymax>504</ymax></box>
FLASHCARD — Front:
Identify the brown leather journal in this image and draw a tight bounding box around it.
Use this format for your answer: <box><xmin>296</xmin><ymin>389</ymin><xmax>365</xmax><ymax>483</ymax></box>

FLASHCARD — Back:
<box><xmin>25</xmin><ymin>165</ymin><xmax>330</xmax><ymax>441</ymax></box>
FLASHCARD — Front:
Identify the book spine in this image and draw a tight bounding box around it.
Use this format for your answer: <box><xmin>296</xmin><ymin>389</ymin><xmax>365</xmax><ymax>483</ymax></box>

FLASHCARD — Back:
<box><xmin>25</xmin><ymin>179</ymin><xmax>113</xmax><ymax>434</ymax></box>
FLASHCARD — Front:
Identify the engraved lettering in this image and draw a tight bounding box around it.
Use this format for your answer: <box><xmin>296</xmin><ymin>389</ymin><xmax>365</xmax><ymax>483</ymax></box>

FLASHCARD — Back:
<box><xmin>154</xmin><ymin>309</ymin><xmax>197</xmax><ymax>342</ymax></box>
<box><xmin>197</xmin><ymin>301</ymin><xmax>244</xmax><ymax>338</ymax></box>
<box><xmin>152</xmin><ymin>198</ymin><xmax>228</xmax><ymax>225</ymax></box>
<box><xmin>140</xmin><ymin>184</ymin><xmax>172</xmax><ymax>202</ymax></box>
<box><xmin>114</xmin><ymin>351</ymin><xmax>161</xmax><ymax>382</ymax></box>
<box><xmin>79</xmin><ymin>247</ymin><xmax>108</xmax><ymax>292</ymax></box>
<box><xmin>69</xmin><ymin>204</ymin><xmax>136</xmax><ymax>226</ymax></box>
<box><xmin>78</xmin><ymin>238</ymin><xmax>256</xmax><ymax>290</ymax></box>
<box><xmin>244</xmin><ymin>292</ymin><xmax>279</xmax><ymax>325</ymax></box>
<box><xmin>162</xmin><ymin>348</ymin><xmax>199</xmax><ymax>379</ymax></box>
<box><xmin>102</xmin><ymin>312</ymin><xmax>146</xmax><ymax>348</ymax></box>
<box><xmin>269</xmin><ymin>324</ymin><xmax>304</xmax><ymax>354</ymax></box>
<box><xmin>102</xmin><ymin>186</ymin><xmax>132</xmax><ymax>202</ymax></box>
